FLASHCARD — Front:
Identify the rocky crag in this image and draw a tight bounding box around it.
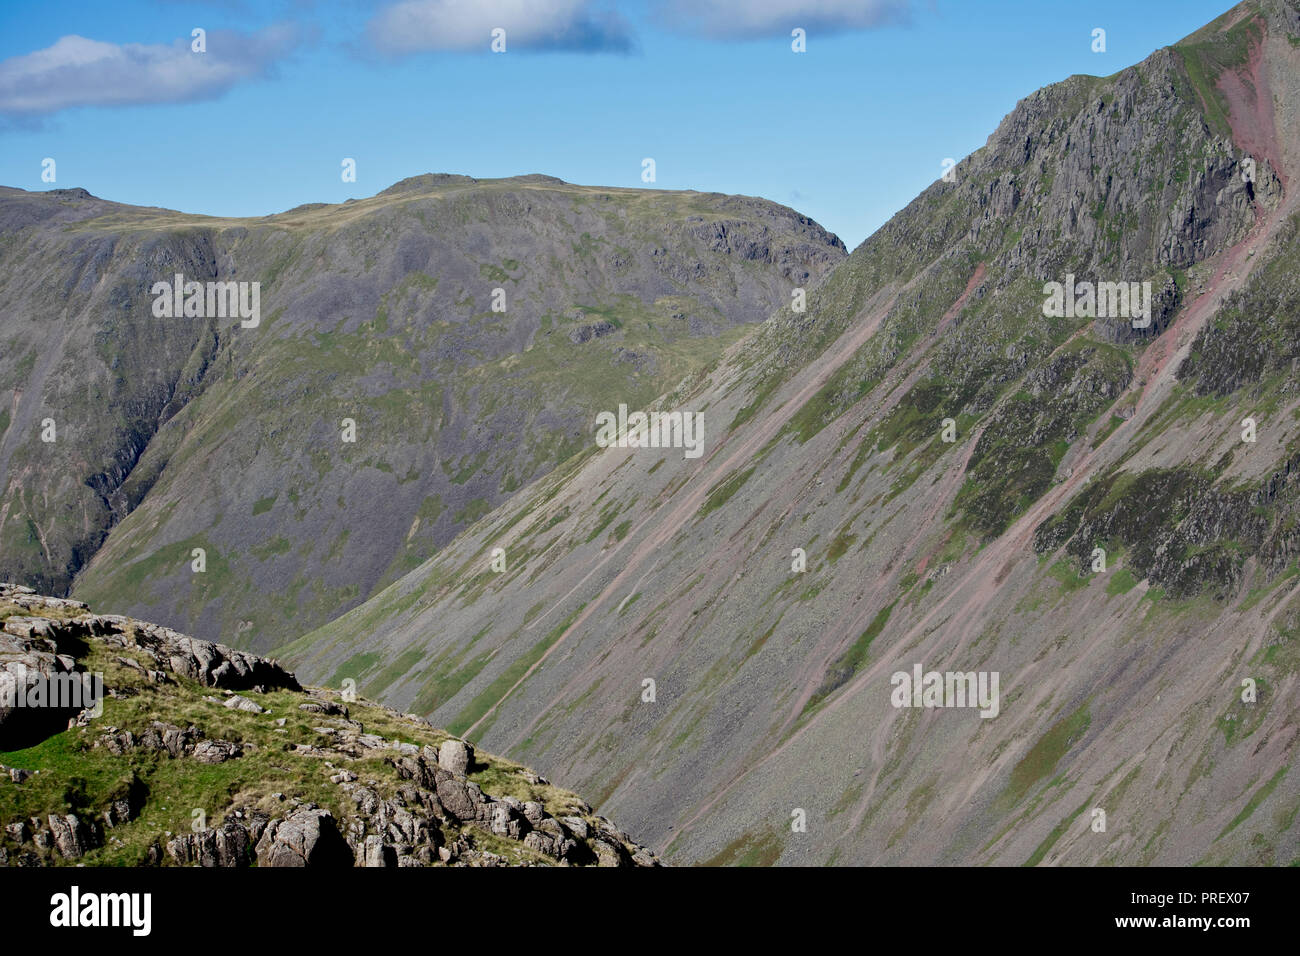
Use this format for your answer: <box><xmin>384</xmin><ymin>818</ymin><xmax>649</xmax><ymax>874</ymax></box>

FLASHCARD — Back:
<box><xmin>0</xmin><ymin>584</ymin><xmax>656</xmax><ymax>867</ymax></box>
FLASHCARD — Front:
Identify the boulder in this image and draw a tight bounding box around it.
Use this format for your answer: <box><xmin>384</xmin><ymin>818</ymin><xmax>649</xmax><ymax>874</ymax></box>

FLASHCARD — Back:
<box><xmin>433</xmin><ymin>769</ymin><xmax>478</xmax><ymax>822</ymax></box>
<box><xmin>4</xmin><ymin>821</ymin><xmax>29</xmax><ymax>843</ymax></box>
<box><xmin>137</xmin><ymin>721</ymin><xmax>199</xmax><ymax>757</ymax></box>
<box><xmin>560</xmin><ymin>816</ymin><xmax>590</xmax><ymax>840</ymax></box>
<box><xmin>255</xmin><ymin>807</ymin><xmax>353</xmax><ymax>867</ymax></box>
<box><xmin>47</xmin><ymin>813</ymin><xmax>94</xmax><ymax>860</ymax></box>
<box><xmin>224</xmin><ymin>695</ymin><xmax>266</xmax><ymax>714</ymax></box>
<box><xmin>192</xmin><ymin>739</ymin><xmax>243</xmax><ymax>764</ymax></box>
<box><xmin>591</xmin><ymin>837</ymin><xmax>627</xmax><ymax>868</ymax></box>
<box><xmin>437</xmin><ymin>739</ymin><xmax>473</xmax><ymax>775</ymax></box>
<box><xmin>298</xmin><ymin>700</ymin><xmax>347</xmax><ymax>716</ymax></box>
<box><xmin>489</xmin><ymin>803</ymin><xmax>525</xmax><ymax>840</ymax></box>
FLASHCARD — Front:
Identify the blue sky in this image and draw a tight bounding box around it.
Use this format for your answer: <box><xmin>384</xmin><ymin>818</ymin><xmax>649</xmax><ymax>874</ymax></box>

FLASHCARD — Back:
<box><xmin>0</xmin><ymin>0</ymin><xmax>1238</xmax><ymax>249</ymax></box>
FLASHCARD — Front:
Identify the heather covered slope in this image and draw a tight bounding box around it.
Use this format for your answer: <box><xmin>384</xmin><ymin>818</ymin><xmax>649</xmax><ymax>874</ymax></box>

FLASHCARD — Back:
<box><xmin>284</xmin><ymin>0</ymin><xmax>1300</xmax><ymax>865</ymax></box>
<box><xmin>0</xmin><ymin>175</ymin><xmax>844</xmax><ymax>649</ymax></box>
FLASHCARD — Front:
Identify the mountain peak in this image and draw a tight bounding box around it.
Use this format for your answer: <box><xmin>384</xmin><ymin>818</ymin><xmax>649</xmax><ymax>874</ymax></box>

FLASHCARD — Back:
<box><xmin>377</xmin><ymin>172</ymin><xmax>479</xmax><ymax>196</ymax></box>
<box><xmin>377</xmin><ymin>173</ymin><xmax>574</xmax><ymax>197</ymax></box>
<box><xmin>1178</xmin><ymin>0</ymin><xmax>1299</xmax><ymax>45</ymax></box>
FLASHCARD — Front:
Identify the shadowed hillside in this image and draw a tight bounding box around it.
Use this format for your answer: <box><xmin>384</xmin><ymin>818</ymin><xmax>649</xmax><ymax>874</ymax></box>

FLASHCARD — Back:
<box><xmin>0</xmin><ymin>175</ymin><xmax>844</xmax><ymax>649</ymax></box>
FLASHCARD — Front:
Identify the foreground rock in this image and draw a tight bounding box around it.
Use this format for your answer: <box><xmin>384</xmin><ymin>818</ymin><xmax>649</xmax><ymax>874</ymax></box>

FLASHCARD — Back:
<box><xmin>0</xmin><ymin>585</ymin><xmax>659</xmax><ymax>868</ymax></box>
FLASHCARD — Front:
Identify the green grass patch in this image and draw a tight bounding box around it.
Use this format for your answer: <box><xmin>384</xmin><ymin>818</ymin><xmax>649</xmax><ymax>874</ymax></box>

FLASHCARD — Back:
<box><xmin>698</xmin><ymin>466</ymin><xmax>756</xmax><ymax>518</ymax></box>
<box><xmin>998</xmin><ymin>703</ymin><xmax>1091</xmax><ymax>812</ymax></box>
<box><xmin>801</xmin><ymin>601</ymin><xmax>896</xmax><ymax>717</ymax></box>
<box><xmin>1105</xmin><ymin>567</ymin><xmax>1139</xmax><ymax>596</ymax></box>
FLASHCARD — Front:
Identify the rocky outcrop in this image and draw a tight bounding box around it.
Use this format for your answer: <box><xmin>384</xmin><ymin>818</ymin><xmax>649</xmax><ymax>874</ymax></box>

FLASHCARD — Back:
<box><xmin>568</xmin><ymin>320</ymin><xmax>617</xmax><ymax>344</ymax></box>
<box><xmin>0</xmin><ymin>810</ymin><xmax>102</xmax><ymax>866</ymax></box>
<box><xmin>65</xmin><ymin>720</ymin><xmax>658</xmax><ymax>867</ymax></box>
<box><xmin>1033</xmin><ymin>463</ymin><xmax>1300</xmax><ymax>599</ymax></box>
<box><xmin>0</xmin><ymin>618</ymin><xmax>86</xmax><ymax>749</ymax></box>
<box><xmin>1</xmin><ymin>582</ymin><xmax>297</xmax><ymax>750</ymax></box>
<box><xmin>93</xmin><ymin>619</ymin><xmax>300</xmax><ymax>692</ymax></box>
<box><xmin>0</xmin><ymin>586</ymin><xmax>659</xmax><ymax>868</ymax></box>
<box><xmin>1178</xmin><ymin>216</ymin><xmax>1300</xmax><ymax>395</ymax></box>
<box><xmin>166</xmin><ymin>818</ymin><xmax>261</xmax><ymax>868</ymax></box>
<box><xmin>1</xmin><ymin>584</ymin><xmax>298</xmax><ymax>691</ymax></box>
<box><xmin>255</xmin><ymin>807</ymin><xmax>353</xmax><ymax>868</ymax></box>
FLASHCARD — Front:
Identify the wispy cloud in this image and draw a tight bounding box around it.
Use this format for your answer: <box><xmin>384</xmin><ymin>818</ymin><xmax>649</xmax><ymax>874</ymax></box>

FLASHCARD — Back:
<box><xmin>366</xmin><ymin>0</ymin><xmax>635</xmax><ymax>56</ymax></box>
<box><xmin>655</xmin><ymin>0</ymin><xmax>911</xmax><ymax>38</ymax></box>
<box><xmin>0</xmin><ymin>24</ymin><xmax>304</xmax><ymax>118</ymax></box>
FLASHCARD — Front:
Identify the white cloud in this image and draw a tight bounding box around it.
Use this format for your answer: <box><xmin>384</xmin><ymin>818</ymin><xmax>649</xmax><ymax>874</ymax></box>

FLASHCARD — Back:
<box><xmin>0</xmin><ymin>24</ymin><xmax>303</xmax><ymax>117</ymax></box>
<box><xmin>657</xmin><ymin>0</ymin><xmax>911</xmax><ymax>38</ymax></box>
<box><xmin>366</xmin><ymin>0</ymin><xmax>634</xmax><ymax>55</ymax></box>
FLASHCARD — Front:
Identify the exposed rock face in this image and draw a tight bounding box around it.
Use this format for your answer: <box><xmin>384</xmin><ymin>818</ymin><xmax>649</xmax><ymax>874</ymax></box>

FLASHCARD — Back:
<box><xmin>87</xmin><ymin>616</ymin><xmax>300</xmax><ymax>692</ymax></box>
<box><xmin>0</xmin><ymin>586</ymin><xmax>659</xmax><ymax>868</ymax></box>
<box><xmin>1093</xmin><ymin>272</ymin><xmax>1182</xmax><ymax>345</ymax></box>
<box><xmin>167</xmin><ymin>819</ymin><xmax>260</xmax><ymax>868</ymax></box>
<box><xmin>1035</xmin><ymin>456</ymin><xmax>1300</xmax><ymax>600</ymax></box>
<box><xmin>976</xmin><ymin>47</ymin><xmax>1281</xmax><ymax>279</ymax></box>
<box><xmin>192</xmin><ymin>739</ymin><xmax>243</xmax><ymax>763</ymax></box>
<box><xmin>569</xmin><ymin>321</ymin><xmax>617</xmax><ymax>344</ymax></box>
<box><xmin>120</xmin><ymin>736</ymin><xmax>655</xmax><ymax>868</ymax></box>
<box><xmin>46</xmin><ymin>814</ymin><xmax>94</xmax><ymax>860</ymax></box>
<box><xmin>0</xmin><ymin>612</ymin><xmax>87</xmax><ymax>749</ymax></box>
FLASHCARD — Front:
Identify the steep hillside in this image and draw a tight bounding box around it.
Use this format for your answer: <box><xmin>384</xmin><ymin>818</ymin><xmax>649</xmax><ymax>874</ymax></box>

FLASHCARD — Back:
<box><xmin>0</xmin><ymin>175</ymin><xmax>844</xmax><ymax>649</ymax></box>
<box><xmin>0</xmin><ymin>584</ymin><xmax>657</xmax><ymax>867</ymax></box>
<box><xmin>284</xmin><ymin>0</ymin><xmax>1300</xmax><ymax>865</ymax></box>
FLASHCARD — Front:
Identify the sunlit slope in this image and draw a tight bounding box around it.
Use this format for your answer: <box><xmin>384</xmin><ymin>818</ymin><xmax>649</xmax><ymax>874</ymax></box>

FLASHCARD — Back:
<box><xmin>292</xmin><ymin>1</ymin><xmax>1300</xmax><ymax>864</ymax></box>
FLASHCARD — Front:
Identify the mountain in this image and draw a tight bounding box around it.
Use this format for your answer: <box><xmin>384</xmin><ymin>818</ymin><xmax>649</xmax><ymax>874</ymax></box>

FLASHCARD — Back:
<box><xmin>0</xmin><ymin>583</ymin><xmax>657</xmax><ymax>867</ymax></box>
<box><xmin>282</xmin><ymin>0</ymin><xmax>1300</xmax><ymax>865</ymax></box>
<box><xmin>0</xmin><ymin>175</ymin><xmax>845</xmax><ymax>650</ymax></box>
